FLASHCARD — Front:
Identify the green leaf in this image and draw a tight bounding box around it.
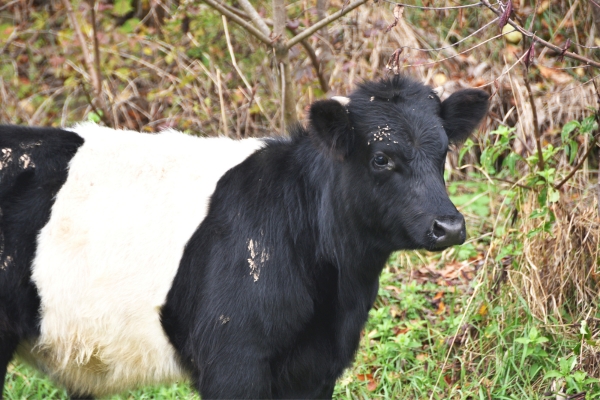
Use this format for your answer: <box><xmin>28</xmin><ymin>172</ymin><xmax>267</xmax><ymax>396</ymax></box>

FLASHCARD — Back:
<box><xmin>113</xmin><ymin>0</ymin><xmax>133</xmax><ymax>17</ymax></box>
<box><xmin>87</xmin><ymin>110</ymin><xmax>103</xmax><ymax>123</ymax></box>
<box><xmin>568</xmin><ymin>140</ymin><xmax>578</xmax><ymax>164</ymax></box>
<box><xmin>118</xmin><ymin>18</ymin><xmax>140</xmax><ymax>34</ymax></box>
<box><xmin>515</xmin><ymin>337</ymin><xmax>531</xmax><ymax>344</ymax></box>
<box><xmin>581</xmin><ymin>116</ymin><xmax>598</xmax><ymax>135</ymax></box>
<box><xmin>544</xmin><ymin>370</ymin><xmax>564</xmax><ymax>379</ymax></box>
<box><xmin>561</xmin><ymin>120</ymin><xmax>579</xmax><ymax>142</ymax></box>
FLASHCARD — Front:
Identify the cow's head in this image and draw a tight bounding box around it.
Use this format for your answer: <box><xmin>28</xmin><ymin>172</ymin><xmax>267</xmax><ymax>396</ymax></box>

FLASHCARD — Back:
<box><xmin>308</xmin><ymin>76</ymin><xmax>488</xmax><ymax>252</ymax></box>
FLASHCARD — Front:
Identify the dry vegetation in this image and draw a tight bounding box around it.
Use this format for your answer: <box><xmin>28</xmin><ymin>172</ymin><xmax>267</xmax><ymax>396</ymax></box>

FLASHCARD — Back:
<box><xmin>1</xmin><ymin>0</ymin><xmax>600</xmax><ymax>397</ymax></box>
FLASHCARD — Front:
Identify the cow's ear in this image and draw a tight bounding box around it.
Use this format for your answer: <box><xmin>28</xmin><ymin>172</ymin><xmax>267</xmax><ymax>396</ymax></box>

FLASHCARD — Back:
<box><xmin>308</xmin><ymin>99</ymin><xmax>354</xmax><ymax>158</ymax></box>
<box><xmin>440</xmin><ymin>89</ymin><xmax>489</xmax><ymax>143</ymax></box>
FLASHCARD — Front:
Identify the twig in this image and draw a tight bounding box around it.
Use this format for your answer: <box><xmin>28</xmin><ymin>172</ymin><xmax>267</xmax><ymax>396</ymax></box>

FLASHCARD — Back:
<box><xmin>89</xmin><ymin>0</ymin><xmax>101</xmax><ymax>92</ymax></box>
<box><xmin>381</xmin><ymin>0</ymin><xmax>487</xmax><ymax>10</ymax></box>
<box><xmin>286</xmin><ymin>0</ymin><xmax>366</xmax><ymax>49</ymax></box>
<box><xmin>528</xmin><ymin>0</ymin><xmax>540</xmax><ymax>31</ymax></box>
<box><xmin>0</xmin><ymin>0</ymin><xmax>20</xmax><ymax>12</ymax></box>
<box><xmin>222</xmin><ymin>16</ymin><xmax>253</xmax><ymax>97</ymax></box>
<box><xmin>80</xmin><ymin>81</ymin><xmax>111</xmax><ymax>126</ymax></box>
<box><xmin>404</xmin><ymin>30</ymin><xmax>506</xmax><ymax>67</ymax></box>
<box><xmin>522</xmin><ymin>71</ymin><xmax>545</xmax><ymax>171</ymax></box>
<box><xmin>0</xmin><ymin>24</ymin><xmax>18</xmax><ymax>54</ymax></box>
<box><xmin>280</xmin><ymin>62</ymin><xmax>286</xmax><ymax>132</ymax></box>
<box><xmin>201</xmin><ymin>0</ymin><xmax>272</xmax><ymax>46</ymax></box>
<box><xmin>481</xmin><ymin>0</ymin><xmax>600</xmax><ymax>69</ymax></box>
<box><xmin>216</xmin><ymin>69</ymin><xmax>229</xmax><ymax>137</ymax></box>
<box><xmin>287</xmin><ymin>25</ymin><xmax>329</xmax><ymax>93</ymax></box>
<box><xmin>397</xmin><ymin>17</ymin><xmax>498</xmax><ymax>53</ymax></box>
<box><xmin>237</xmin><ymin>0</ymin><xmax>271</xmax><ymax>37</ymax></box>
<box><xmin>62</xmin><ymin>0</ymin><xmax>101</xmax><ymax>94</ymax></box>
<box><xmin>475</xmin><ymin>50</ymin><xmax>529</xmax><ymax>88</ymax></box>
<box><xmin>222</xmin><ymin>16</ymin><xmax>272</xmax><ymax>125</ymax></box>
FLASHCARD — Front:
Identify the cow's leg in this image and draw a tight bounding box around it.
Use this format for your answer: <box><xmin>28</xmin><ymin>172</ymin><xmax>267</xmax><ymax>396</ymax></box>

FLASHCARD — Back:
<box><xmin>195</xmin><ymin>351</ymin><xmax>272</xmax><ymax>399</ymax></box>
<box><xmin>0</xmin><ymin>334</ymin><xmax>18</xmax><ymax>399</ymax></box>
<box><xmin>68</xmin><ymin>394</ymin><xmax>94</xmax><ymax>400</ymax></box>
<box><xmin>315</xmin><ymin>381</ymin><xmax>335</xmax><ymax>399</ymax></box>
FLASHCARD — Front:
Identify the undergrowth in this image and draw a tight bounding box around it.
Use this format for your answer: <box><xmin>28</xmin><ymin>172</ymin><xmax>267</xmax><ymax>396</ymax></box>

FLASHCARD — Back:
<box><xmin>2</xmin><ymin>0</ymin><xmax>600</xmax><ymax>398</ymax></box>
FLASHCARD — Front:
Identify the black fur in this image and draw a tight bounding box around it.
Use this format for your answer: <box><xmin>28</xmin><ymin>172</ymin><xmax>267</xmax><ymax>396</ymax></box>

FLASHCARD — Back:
<box><xmin>0</xmin><ymin>126</ymin><xmax>84</xmax><ymax>398</ymax></box>
<box><xmin>441</xmin><ymin>89</ymin><xmax>490</xmax><ymax>143</ymax></box>
<box><xmin>161</xmin><ymin>76</ymin><xmax>488</xmax><ymax>399</ymax></box>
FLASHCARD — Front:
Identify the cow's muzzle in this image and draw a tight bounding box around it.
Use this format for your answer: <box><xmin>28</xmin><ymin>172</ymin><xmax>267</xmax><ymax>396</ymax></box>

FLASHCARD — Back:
<box><xmin>431</xmin><ymin>215</ymin><xmax>466</xmax><ymax>249</ymax></box>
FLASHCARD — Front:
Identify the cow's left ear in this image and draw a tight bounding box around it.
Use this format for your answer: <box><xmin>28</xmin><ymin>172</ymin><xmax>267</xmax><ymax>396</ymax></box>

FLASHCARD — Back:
<box><xmin>440</xmin><ymin>89</ymin><xmax>489</xmax><ymax>143</ymax></box>
<box><xmin>309</xmin><ymin>99</ymin><xmax>354</xmax><ymax>158</ymax></box>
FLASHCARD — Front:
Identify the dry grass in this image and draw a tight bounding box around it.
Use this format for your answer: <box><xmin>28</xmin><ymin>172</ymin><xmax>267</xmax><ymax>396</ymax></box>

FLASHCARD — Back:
<box><xmin>516</xmin><ymin>185</ymin><xmax>599</xmax><ymax>323</ymax></box>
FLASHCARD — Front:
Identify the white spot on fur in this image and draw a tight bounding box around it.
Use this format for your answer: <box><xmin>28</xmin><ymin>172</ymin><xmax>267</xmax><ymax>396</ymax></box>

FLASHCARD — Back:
<box><xmin>0</xmin><ymin>148</ymin><xmax>13</xmax><ymax>170</ymax></box>
<box><xmin>219</xmin><ymin>315</ymin><xmax>230</xmax><ymax>325</ymax></box>
<box><xmin>26</xmin><ymin>123</ymin><xmax>266</xmax><ymax>396</ymax></box>
<box><xmin>332</xmin><ymin>96</ymin><xmax>350</xmax><ymax>106</ymax></box>
<box><xmin>247</xmin><ymin>238</ymin><xmax>269</xmax><ymax>282</ymax></box>
<box><xmin>1</xmin><ymin>255</ymin><xmax>12</xmax><ymax>271</ymax></box>
<box><xmin>19</xmin><ymin>154</ymin><xmax>34</xmax><ymax>169</ymax></box>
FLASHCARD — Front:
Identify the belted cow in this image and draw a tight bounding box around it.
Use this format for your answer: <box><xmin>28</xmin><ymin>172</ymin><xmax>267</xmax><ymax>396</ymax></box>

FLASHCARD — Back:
<box><xmin>0</xmin><ymin>75</ymin><xmax>488</xmax><ymax>399</ymax></box>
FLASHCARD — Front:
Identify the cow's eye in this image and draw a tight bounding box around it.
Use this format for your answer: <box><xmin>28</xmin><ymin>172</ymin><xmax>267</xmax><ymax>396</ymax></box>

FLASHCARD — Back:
<box><xmin>372</xmin><ymin>153</ymin><xmax>392</xmax><ymax>169</ymax></box>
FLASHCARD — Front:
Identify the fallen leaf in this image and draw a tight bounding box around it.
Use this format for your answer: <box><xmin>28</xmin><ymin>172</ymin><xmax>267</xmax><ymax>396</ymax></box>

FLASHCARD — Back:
<box><xmin>367</xmin><ymin>379</ymin><xmax>378</xmax><ymax>391</ymax></box>
<box><xmin>538</xmin><ymin>65</ymin><xmax>572</xmax><ymax>85</ymax></box>
<box><xmin>478</xmin><ymin>303</ymin><xmax>488</xmax><ymax>317</ymax></box>
<box><xmin>357</xmin><ymin>373</ymin><xmax>373</xmax><ymax>381</ymax></box>
<box><xmin>436</xmin><ymin>301</ymin><xmax>446</xmax><ymax>315</ymax></box>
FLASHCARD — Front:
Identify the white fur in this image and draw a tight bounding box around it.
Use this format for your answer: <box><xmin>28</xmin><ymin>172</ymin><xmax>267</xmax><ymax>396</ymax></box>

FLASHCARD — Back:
<box><xmin>23</xmin><ymin>123</ymin><xmax>265</xmax><ymax>396</ymax></box>
<box><xmin>331</xmin><ymin>96</ymin><xmax>350</xmax><ymax>106</ymax></box>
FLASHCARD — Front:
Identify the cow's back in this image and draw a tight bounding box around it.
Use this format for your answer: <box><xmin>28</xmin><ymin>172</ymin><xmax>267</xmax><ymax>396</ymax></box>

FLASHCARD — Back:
<box><xmin>9</xmin><ymin>124</ymin><xmax>264</xmax><ymax>396</ymax></box>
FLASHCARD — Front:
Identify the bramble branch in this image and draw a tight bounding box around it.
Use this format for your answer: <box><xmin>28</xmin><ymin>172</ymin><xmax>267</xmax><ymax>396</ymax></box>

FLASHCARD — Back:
<box><xmin>286</xmin><ymin>0</ymin><xmax>366</xmax><ymax>48</ymax></box>
<box><xmin>201</xmin><ymin>0</ymin><xmax>272</xmax><ymax>46</ymax></box>
<box><xmin>480</xmin><ymin>0</ymin><xmax>600</xmax><ymax>69</ymax></box>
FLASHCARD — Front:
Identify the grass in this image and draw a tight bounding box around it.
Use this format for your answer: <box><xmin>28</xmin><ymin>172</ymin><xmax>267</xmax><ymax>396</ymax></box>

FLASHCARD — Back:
<box><xmin>5</xmin><ymin>169</ymin><xmax>600</xmax><ymax>399</ymax></box>
<box><xmin>2</xmin><ymin>0</ymin><xmax>599</xmax><ymax>398</ymax></box>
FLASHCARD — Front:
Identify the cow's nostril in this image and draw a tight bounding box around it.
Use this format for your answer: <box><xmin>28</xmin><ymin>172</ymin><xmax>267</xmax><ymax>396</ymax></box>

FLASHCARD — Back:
<box><xmin>431</xmin><ymin>217</ymin><xmax>466</xmax><ymax>249</ymax></box>
<box><xmin>432</xmin><ymin>220</ymin><xmax>445</xmax><ymax>239</ymax></box>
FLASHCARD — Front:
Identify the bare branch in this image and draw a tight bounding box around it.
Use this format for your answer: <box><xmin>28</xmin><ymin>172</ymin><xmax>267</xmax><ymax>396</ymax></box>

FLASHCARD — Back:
<box><xmin>286</xmin><ymin>0</ymin><xmax>367</xmax><ymax>49</ymax></box>
<box><xmin>62</xmin><ymin>0</ymin><xmax>101</xmax><ymax>94</ymax></box>
<box><xmin>222</xmin><ymin>16</ymin><xmax>272</xmax><ymax>124</ymax></box>
<box><xmin>398</xmin><ymin>17</ymin><xmax>498</xmax><ymax>53</ymax></box>
<box><xmin>523</xmin><ymin>71</ymin><xmax>545</xmax><ymax>171</ymax></box>
<box><xmin>381</xmin><ymin>0</ymin><xmax>485</xmax><ymax>10</ymax></box>
<box><xmin>237</xmin><ymin>0</ymin><xmax>271</xmax><ymax>37</ymax></box>
<box><xmin>288</xmin><ymin>25</ymin><xmax>329</xmax><ymax>92</ymax></box>
<box><xmin>273</xmin><ymin>0</ymin><xmax>286</xmax><ymax>41</ymax></box>
<box><xmin>481</xmin><ymin>0</ymin><xmax>600</xmax><ymax>69</ymax></box>
<box><xmin>201</xmin><ymin>0</ymin><xmax>272</xmax><ymax>46</ymax></box>
<box><xmin>404</xmin><ymin>29</ymin><xmax>506</xmax><ymax>67</ymax></box>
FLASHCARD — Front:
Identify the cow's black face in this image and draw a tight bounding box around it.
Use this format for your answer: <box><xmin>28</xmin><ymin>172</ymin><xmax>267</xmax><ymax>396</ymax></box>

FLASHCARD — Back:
<box><xmin>308</xmin><ymin>76</ymin><xmax>489</xmax><ymax>252</ymax></box>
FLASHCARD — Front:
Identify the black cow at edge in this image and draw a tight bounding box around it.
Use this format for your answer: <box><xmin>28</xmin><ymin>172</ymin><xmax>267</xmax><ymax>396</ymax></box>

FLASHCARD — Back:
<box><xmin>0</xmin><ymin>76</ymin><xmax>488</xmax><ymax>399</ymax></box>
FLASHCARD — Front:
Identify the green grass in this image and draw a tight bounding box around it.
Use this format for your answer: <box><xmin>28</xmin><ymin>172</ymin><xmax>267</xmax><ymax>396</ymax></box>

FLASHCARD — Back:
<box><xmin>5</xmin><ymin>175</ymin><xmax>599</xmax><ymax>399</ymax></box>
<box><xmin>5</xmin><ymin>264</ymin><xmax>597</xmax><ymax>399</ymax></box>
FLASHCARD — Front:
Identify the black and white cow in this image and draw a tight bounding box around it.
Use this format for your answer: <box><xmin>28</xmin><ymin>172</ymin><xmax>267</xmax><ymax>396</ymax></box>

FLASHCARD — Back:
<box><xmin>0</xmin><ymin>76</ymin><xmax>488</xmax><ymax>399</ymax></box>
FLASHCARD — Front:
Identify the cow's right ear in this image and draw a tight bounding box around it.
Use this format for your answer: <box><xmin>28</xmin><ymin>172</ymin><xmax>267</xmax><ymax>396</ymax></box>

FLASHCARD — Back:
<box><xmin>308</xmin><ymin>99</ymin><xmax>354</xmax><ymax>159</ymax></box>
<box><xmin>440</xmin><ymin>89</ymin><xmax>489</xmax><ymax>144</ymax></box>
